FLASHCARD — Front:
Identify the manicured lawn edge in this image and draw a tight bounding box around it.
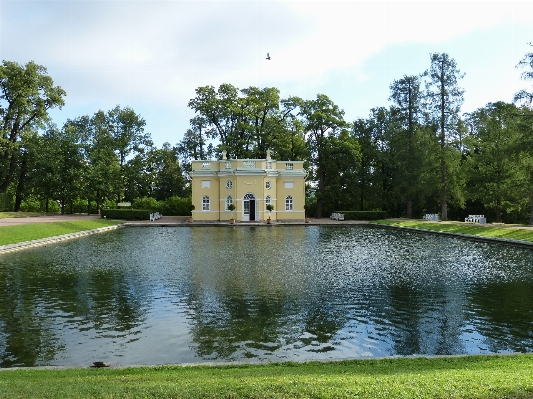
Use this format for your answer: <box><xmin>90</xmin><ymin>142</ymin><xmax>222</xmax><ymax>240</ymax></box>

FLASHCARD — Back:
<box><xmin>1</xmin><ymin>355</ymin><xmax>533</xmax><ymax>398</ymax></box>
<box><xmin>372</xmin><ymin>219</ymin><xmax>533</xmax><ymax>247</ymax></box>
<box><xmin>0</xmin><ymin>220</ymin><xmax>124</xmax><ymax>246</ymax></box>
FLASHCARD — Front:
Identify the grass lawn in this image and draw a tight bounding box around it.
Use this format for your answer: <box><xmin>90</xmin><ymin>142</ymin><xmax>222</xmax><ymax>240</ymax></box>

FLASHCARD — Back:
<box><xmin>0</xmin><ymin>211</ymin><xmax>50</xmax><ymax>218</ymax></box>
<box><xmin>374</xmin><ymin>219</ymin><xmax>533</xmax><ymax>243</ymax></box>
<box><xmin>0</xmin><ymin>219</ymin><xmax>123</xmax><ymax>246</ymax></box>
<box><xmin>1</xmin><ymin>355</ymin><xmax>533</xmax><ymax>398</ymax></box>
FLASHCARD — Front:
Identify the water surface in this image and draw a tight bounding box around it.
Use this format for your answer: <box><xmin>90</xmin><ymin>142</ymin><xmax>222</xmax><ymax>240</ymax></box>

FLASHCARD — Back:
<box><xmin>1</xmin><ymin>226</ymin><xmax>532</xmax><ymax>367</ymax></box>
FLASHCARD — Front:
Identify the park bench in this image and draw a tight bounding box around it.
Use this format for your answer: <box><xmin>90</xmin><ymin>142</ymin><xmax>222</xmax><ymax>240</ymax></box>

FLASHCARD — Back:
<box><xmin>464</xmin><ymin>214</ymin><xmax>486</xmax><ymax>224</ymax></box>
<box><xmin>423</xmin><ymin>214</ymin><xmax>439</xmax><ymax>221</ymax></box>
<box><xmin>330</xmin><ymin>213</ymin><xmax>345</xmax><ymax>221</ymax></box>
<box><xmin>150</xmin><ymin>212</ymin><xmax>162</xmax><ymax>221</ymax></box>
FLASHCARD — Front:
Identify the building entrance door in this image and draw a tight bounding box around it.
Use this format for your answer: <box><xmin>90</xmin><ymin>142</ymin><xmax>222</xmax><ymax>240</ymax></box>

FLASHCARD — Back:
<box><xmin>243</xmin><ymin>193</ymin><xmax>256</xmax><ymax>221</ymax></box>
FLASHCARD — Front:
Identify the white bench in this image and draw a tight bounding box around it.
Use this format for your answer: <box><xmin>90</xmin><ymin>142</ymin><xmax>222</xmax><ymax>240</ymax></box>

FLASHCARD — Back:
<box><xmin>465</xmin><ymin>214</ymin><xmax>486</xmax><ymax>224</ymax></box>
<box><xmin>330</xmin><ymin>213</ymin><xmax>345</xmax><ymax>221</ymax></box>
<box><xmin>150</xmin><ymin>212</ymin><xmax>162</xmax><ymax>221</ymax></box>
<box><xmin>423</xmin><ymin>214</ymin><xmax>439</xmax><ymax>221</ymax></box>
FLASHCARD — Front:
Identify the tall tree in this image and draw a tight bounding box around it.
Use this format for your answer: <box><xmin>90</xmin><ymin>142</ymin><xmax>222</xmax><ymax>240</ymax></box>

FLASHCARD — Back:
<box><xmin>148</xmin><ymin>143</ymin><xmax>187</xmax><ymax>200</ymax></box>
<box><xmin>0</xmin><ymin>61</ymin><xmax>66</xmax><ymax>193</ymax></box>
<box><xmin>297</xmin><ymin>94</ymin><xmax>348</xmax><ymax>218</ymax></box>
<box><xmin>465</xmin><ymin>102</ymin><xmax>522</xmax><ymax>223</ymax></box>
<box><xmin>424</xmin><ymin>53</ymin><xmax>465</xmax><ymax>220</ymax></box>
<box><xmin>514</xmin><ymin>42</ymin><xmax>533</xmax><ymax>105</ymax></box>
<box><xmin>107</xmin><ymin>106</ymin><xmax>152</xmax><ymax>202</ymax></box>
<box><xmin>389</xmin><ymin>75</ymin><xmax>424</xmax><ymax>218</ymax></box>
<box><xmin>513</xmin><ymin>45</ymin><xmax>533</xmax><ymax>223</ymax></box>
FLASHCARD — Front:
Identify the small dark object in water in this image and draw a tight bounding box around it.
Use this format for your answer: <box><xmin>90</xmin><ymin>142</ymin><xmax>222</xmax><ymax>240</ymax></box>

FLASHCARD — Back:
<box><xmin>91</xmin><ymin>361</ymin><xmax>110</xmax><ymax>368</ymax></box>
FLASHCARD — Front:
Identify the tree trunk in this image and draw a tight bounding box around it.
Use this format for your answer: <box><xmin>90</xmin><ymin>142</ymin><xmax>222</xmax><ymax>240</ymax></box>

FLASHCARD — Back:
<box><xmin>529</xmin><ymin>188</ymin><xmax>533</xmax><ymax>225</ymax></box>
<box><xmin>406</xmin><ymin>199</ymin><xmax>412</xmax><ymax>219</ymax></box>
<box><xmin>13</xmin><ymin>156</ymin><xmax>28</xmax><ymax>212</ymax></box>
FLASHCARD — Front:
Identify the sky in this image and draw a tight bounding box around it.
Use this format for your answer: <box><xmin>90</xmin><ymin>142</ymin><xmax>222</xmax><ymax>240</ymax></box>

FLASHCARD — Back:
<box><xmin>1</xmin><ymin>0</ymin><xmax>532</xmax><ymax>148</ymax></box>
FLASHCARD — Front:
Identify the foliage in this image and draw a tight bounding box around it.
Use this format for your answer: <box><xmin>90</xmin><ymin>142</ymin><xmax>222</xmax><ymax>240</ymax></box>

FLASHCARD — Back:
<box><xmin>423</xmin><ymin>53</ymin><xmax>465</xmax><ymax>220</ymax></box>
<box><xmin>132</xmin><ymin>196</ymin><xmax>158</xmax><ymax>210</ymax></box>
<box><xmin>464</xmin><ymin>102</ymin><xmax>522</xmax><ymax>222</ymax></box>
<box><xmin>100</xmin><ymin>209</ymin><xmax>152</xmax><ymax>220</ymax></box>
<box><xmin>0</xmin><ymin>192</ymin><xmax>15</xmax><ymax>212</ymax></box>
<box><xmin>130</xmin><ymin>196</ymin><xmax>193</xmax><ymax>216</ymax></box>
<box><xmin>514</xmin><ymin>42</ymin><xmax>533</xmax><ymax>105</ymax></box>
<box><xmin>339</xmin><ymin>211</ymin><xmax>387</xmax><ymax>220</ymax></box>
<box><xmin>0</xmin><ymin>61</ymin><xmax>66</xmax><ymax>194</ymax></box>
<box><xmin>159</xmin><ymin>196</ymin><xmax>194</xmax><ymax>216</ymax></box>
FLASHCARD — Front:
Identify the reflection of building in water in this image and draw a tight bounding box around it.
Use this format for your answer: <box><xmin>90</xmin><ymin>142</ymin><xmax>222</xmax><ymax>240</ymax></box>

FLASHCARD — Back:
<box><xmin>191</xmin><ymin>150</ymin><xmax>306</xmax><ymax>222</ymax></box>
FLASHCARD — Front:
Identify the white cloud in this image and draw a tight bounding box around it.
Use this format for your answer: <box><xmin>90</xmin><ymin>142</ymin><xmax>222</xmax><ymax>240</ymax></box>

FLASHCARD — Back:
<box><xmin>2</xmin><ymin>0</ymin><xmax>533</xmax><ymax>145</ymax></box>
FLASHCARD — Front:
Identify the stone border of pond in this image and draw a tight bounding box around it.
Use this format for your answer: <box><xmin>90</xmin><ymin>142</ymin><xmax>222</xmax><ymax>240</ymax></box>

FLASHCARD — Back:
<box><xmin>0</xmin><ymin>224</ymin><xmax>124</xmax><ymax>254</ymax></box>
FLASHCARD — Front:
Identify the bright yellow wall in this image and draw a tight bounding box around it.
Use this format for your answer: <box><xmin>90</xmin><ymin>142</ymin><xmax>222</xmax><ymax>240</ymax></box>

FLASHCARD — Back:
<box><xmin>191</xmin><ymin>158</ymin><xmax>306</xmax><ymax>222</ymax></box>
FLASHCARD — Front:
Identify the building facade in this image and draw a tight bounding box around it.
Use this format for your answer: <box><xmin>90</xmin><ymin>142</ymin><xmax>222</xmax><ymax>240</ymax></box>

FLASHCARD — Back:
<box><xmin>191</xmin><ymin>151</ymin><xmax>306</xmax><ymax>222</ymax></box>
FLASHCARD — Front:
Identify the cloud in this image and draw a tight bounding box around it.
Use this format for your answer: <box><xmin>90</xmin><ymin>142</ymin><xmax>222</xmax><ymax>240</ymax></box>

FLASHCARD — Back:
<box><xmin>2</xmin><ymin>0</ymin><xmax>533</xmax><ymax>146</ymax></box>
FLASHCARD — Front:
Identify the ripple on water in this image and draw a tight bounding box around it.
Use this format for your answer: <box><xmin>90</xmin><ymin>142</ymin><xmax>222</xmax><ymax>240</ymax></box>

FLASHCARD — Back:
<box><xmin>1</xmin><ymin>225</ymin><xmax>533</xmax><ymax>366</ymax></box>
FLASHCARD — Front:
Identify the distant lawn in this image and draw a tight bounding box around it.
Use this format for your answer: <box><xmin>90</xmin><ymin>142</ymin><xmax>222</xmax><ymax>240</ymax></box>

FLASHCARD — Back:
<box><xmin>374</xmin><ymin>219</ymin><xmax>533</xmax><ymax>243</ymax></box>
<box><xmin>0</xmin><ymin>211</ymin><xmax>51</xmax><ymax>218</ymax></box>
<box><xmin>1</xmin><ymin>355</ymin><xmax>533</xmax><ymax>399</ymax></box>
<box><xmin>0</xmin><ymin>220</ymin><xmax>123</xmax><ymax>246</ymax></box>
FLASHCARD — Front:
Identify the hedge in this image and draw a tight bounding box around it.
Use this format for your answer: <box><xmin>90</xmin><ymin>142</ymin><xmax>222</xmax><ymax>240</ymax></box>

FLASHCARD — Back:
<box><xmin>100</xmin><ymin>209</ymin><xmax>153</xmax><ymax>220</ymax></box>
<box><xmin>336</xmin><ymin>211</ymin><xmax>387</xmax><ymax>220</ymax></box>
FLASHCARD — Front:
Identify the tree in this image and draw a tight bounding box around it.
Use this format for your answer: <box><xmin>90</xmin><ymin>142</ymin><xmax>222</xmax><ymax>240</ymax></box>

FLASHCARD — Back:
<box><xmin>424</xmin><ymin>53</ymin><xmax>465</xmax><ymax>220</ymax></box>
<box><xmin>148</xmin><ymin>143</ymin><xmax>188</xmax><ymax>200</ymax></box>
<box><xmin>107</xmin><ymin>106</ymin><xmax>152</xmax><ymax>202</ymax></box>
<box><xmin>297</xmin><ymin>94</ymin><xmax>348</xmax><ymax>218</ymax></box>
<box><xmin>513</xmin><ymin>45</ymin><xmax>533</xmax><ymax>223</ymax></box>
<box><xmin>176</xmin><ymin>116</ymin><xmax>214</xmax><ymax>178</ymax></box>
<box><xmin>514</xmin><ymin>43</ymin><xmax>533</xmax><ymax>105</ymax></box>
<box><xmin>389</xmin><ymin>75</ymin><xmax>425</xmax><ymax>218</ymax></box>
<box><xmin>464</xmin><ymin>102</ymin><xmax>522</xmax><ymax>222</ymax></box>
<box><xmin>0</xmin><ymin>61</ymin><xmax>66</xmax><ymax>193</ymax></box>
<box><xmin>186</xmin><ymin>84</ymin><xmax>308</xmax><ymax>163</ymax></box>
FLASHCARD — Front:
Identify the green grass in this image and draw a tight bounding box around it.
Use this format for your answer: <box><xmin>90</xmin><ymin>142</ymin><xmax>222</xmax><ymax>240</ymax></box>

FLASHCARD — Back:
<box><xmin>0</xmin><ymin>212</ymin><xmax>51</xmax><ymax>219</ymax></box>
<box><xmin>374</xmin><ymin>219</ymin><xmax>533</xmax><ymax>243</ymax></box>
<box><xmin>0</xmin><ymin>220</ymin><xmax>123</xmax><ymax>245</ymax></box>
<box><xmin>1</xmin><ymin>355</ymin><xmax>533</xmax><ymax>398</ymax></box>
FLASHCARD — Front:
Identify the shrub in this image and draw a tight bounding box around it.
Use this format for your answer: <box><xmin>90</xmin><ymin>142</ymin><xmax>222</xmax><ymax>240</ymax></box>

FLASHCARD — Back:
<box><xmin>160</xmin><ymin>196</ymin><xmax>194</xmax><ymax>216</ymax></box>
<box><xmin>100</xmin><ymin>209</ymin><xmax>153</xmax><ymax>220</ymax></box>
<box><xmin>132</xmin><ymin>197</ymin><xmax>159</xmax><ymax>210</ymax></box>
<box><xmin>336</xmin><ymin>211</ymin><xmax>387</xmax><ymax>220</ymax></box>
<box><xmin>20</xmin><ymin>198</ymin><xmax>42</xmax><ymax>212</ymax></box>
<box><xmin>0</xmin><ymin>192</ymin><xmax>14</xmax><ymax>212</ymax></box>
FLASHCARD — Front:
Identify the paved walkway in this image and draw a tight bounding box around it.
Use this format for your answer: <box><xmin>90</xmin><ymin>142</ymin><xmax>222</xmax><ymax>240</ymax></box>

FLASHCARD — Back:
<box><xmin>0</xmin><ymin>214</ymin><xmax>101</xmax><ymax>226</ymax></box>
<box><xmin>0</xmin><ymin>214</ymin><xmax>368</xmax><ymax>226</ymax></box>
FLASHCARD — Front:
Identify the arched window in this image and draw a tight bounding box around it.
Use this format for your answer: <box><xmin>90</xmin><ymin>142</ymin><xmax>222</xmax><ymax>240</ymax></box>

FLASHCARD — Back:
<box><xmin>285</xmin><ymin>196</ymin><xmax>293</xmax><ymax>211</ymax></box>
<box><xmin>202</xmin><ymin>196</ymin><xmax>210</xmax><ymax>211</ymax></box>
<box><xmin>265</xmin><ymin>195</ymin><xmax>271</xmax><ymax>205</ymax></box>
<box><xmin>226</xmin><ymin>196</ymin><xmax>233</xmax><ymax>210</ymax></box>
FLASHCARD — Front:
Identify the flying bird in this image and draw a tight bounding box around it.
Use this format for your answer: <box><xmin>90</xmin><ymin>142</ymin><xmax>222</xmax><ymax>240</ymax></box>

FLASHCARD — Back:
<box><xmin>266</xmin><ymin>53</ymin><xmax>270</xmax><ymax>60</ymax></box>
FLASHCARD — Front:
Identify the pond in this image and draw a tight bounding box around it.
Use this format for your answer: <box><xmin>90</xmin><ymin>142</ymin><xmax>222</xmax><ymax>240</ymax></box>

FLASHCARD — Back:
<box><xmin>1</xmin><ymin>225</ymin><xmax>533</xmax><ymax>367</ymax></box>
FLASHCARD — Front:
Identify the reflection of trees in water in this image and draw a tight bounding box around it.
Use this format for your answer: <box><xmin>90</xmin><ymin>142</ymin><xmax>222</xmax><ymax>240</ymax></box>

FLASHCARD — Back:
<box><xmin>467</xmin><ymin>281</ymin><xmax>533</xmax><ymax>353</ymax></box>
<box><xmin>381</xmin><ymin>284</ymin><xmax>466</xmax><ymax>356</ymax></box>
<box><xmin>0</xmin><ymin>251</ymin><xmax>148</xmax><ymax>367</ymax></box>
<box><xmin>187</xmin><ymin>288</ymin><xmax>348</xmax><ymax>360</ymax></box>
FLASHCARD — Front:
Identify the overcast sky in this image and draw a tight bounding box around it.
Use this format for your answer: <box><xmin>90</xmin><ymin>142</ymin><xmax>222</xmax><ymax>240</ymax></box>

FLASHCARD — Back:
<box><xmin>1</xmin><ymin>0</ymin><xmax>532</xmax><ymax>147</ymax></box>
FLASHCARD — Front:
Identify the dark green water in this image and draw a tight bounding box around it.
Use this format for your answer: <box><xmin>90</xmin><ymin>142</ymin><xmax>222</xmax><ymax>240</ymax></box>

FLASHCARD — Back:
<box><xmin>1</xmin><ymin>226</ymin><xmax>532</xmax><ymax>367</ymax></box>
